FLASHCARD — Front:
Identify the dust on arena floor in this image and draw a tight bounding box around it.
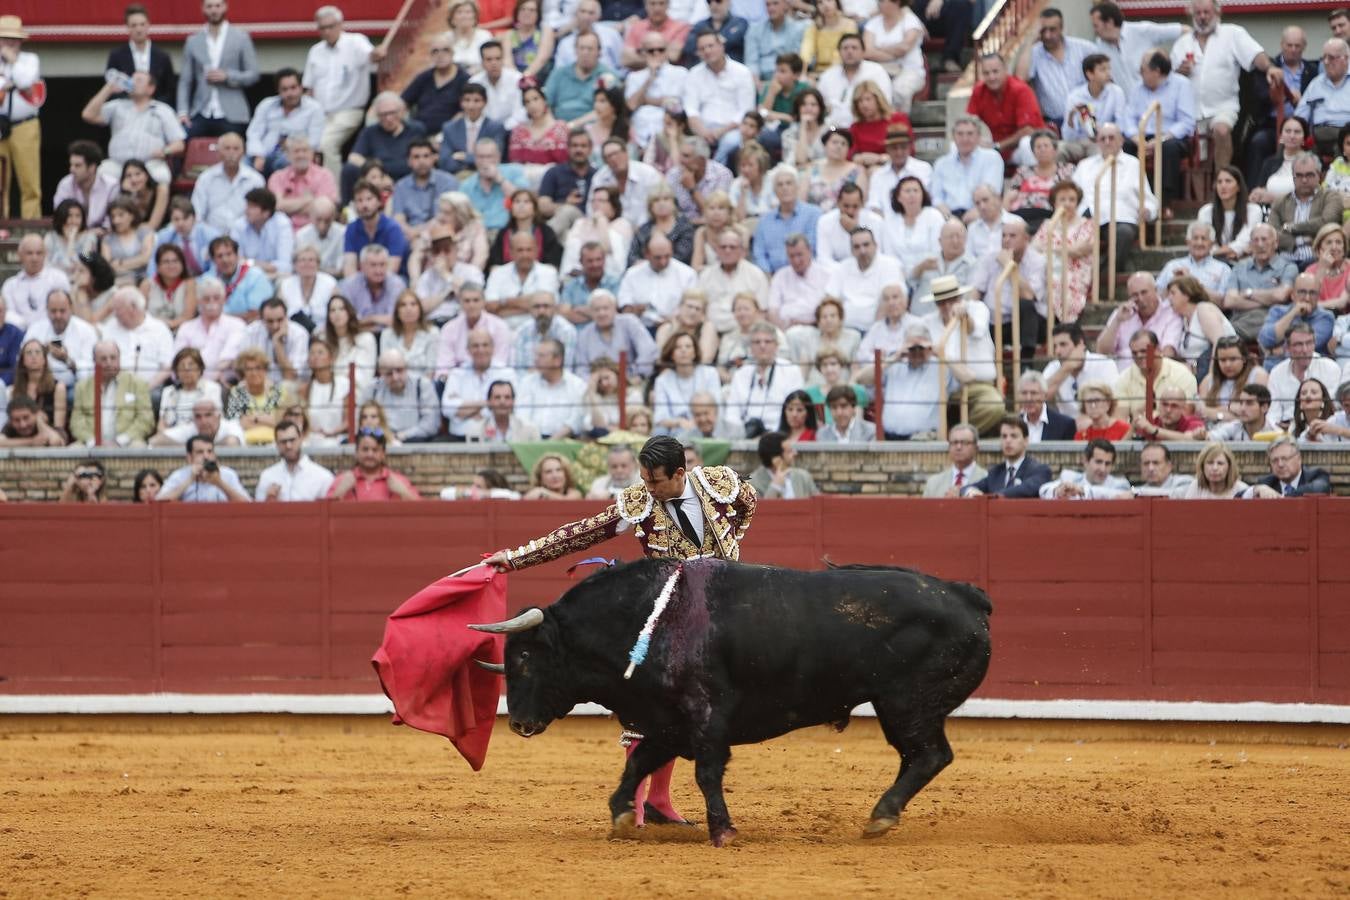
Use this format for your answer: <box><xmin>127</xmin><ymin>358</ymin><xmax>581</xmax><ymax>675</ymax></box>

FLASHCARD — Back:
<box><xmin>1</xmin><ymin>714</ymin><xmax>1347</xmax><ymax>899</ymax></box>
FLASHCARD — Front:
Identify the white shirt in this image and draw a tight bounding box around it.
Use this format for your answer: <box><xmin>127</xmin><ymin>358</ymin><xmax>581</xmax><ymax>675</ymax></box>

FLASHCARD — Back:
<box><xmin>825</xmin><ymin>253</ymin><xmax>904</xmax><ymax>333</ymax></box>
<box><xmin>590</xmin><ymin>160</ymin><xmax>664</xmax><ymax>229</ymax></box>
<box><xmin>1170</xmin><ymin>24</ymin><xmax>1263</xmax><ymax>120</ymax></box>
<box><xmin>863</xmin><ymin>9</ymin><xmax>925</xmax><ymax>73</ymax></box>
<box><xmin>442</xmin><ymin>365</ymin><xmax>515</xmax><ymax>435</ymax></box>
<box><xmin>470</xmin><ymin>69</ymin><xmax>526</xmax><ymax>129</ymax></box>
<box><xmin>3</xmin><ymin>267</ymin><xmax>73</xmax><ymax>330</ymax></box>
<box><xmin>817</xmin><ymin>61</ymin><xmax>892</xmax><ymax>128</ymax></box>
<box><xmin>516</xmin><ymin>370</ymin><xmax>588</xmax><ymax>437</ymax></box>
<box><xmin>625</xmin><ymin>63</ymin><xmax>689</xmax><ymax>148</ymax></box>
<box><xmin>880</xmin><ymin>206</ymin><xmax>945</xmax><ymax>276</ymax></box>
<box><xmin>1267</xmin><ymin>356</ymin><xmax>1343</xmax><ymax>426</ymax></box>
<box><xmin>964</xmin><ymin>211</ymin><xmax>1022</xmax><ymax>262</ymax></box>
<box><xmin>768</xmin><ymin>258</ymin><xmax>837</xmax><ymax>327</ymax></box>
<box><xmin>816</xmin><ymin>208</ymin><xmax>884</xmax><ymax>264</ymax></box>
<box><xmin>240</xmin><ymin>319</ymin><xmax>311</xmax><ymax>382</ymax></box>
<box><xmin>22</xmin><ymin>315</ymin><xmax>100</xmax><ymax>386</ymax></box>
<box><xmin>203</xmin><ymin>22</ymin><xmax>230</xmax><ymax>119</ymax></box>
<box><xmin>664</xmin><ymin>478</ymin><xmax>705</xmax><ymax>546</ymax></box>
<box><xmin>303</xmin><ymin>32</ymin><xmax>375</xmax><ymax>114</ymax></box>
<box><xmin>484</xmin><ymin>262</ymin><xmax>561</xmax><ymax>305</ymax></box>
<box><xmin>1073</xmin><ymin>152</ymin><xmax>1158</xmax><ymax>227</ymax></box>
<box><xmin>255</xmin><ymin>455</ymin><xmax>335</xmax><ymax>501</ymax></box>
<box><xmin>723</xmin><ymin>358</ymin><xmax>804</xmax><ymax>430</ymax></box>
<box><xmin>278</xmin><ymin>271</ymin><xmax>338</xmax><ymax>328</ymax></box>
<box><xmin>618</xmin><ymin>260</ymin><xmax>698</xmax><ymax>327</ymax></box>
<box><xmin>1042</xmin><ymin>351</ymin><xmax>1119</xmax><ymax>418</ymax></box>
<box><xmin>922</xmin><ymin>302</ymin><xmax>997</xmax><ymax>384</ymax></box>
<box><xmin>130</xmin><ymin>40</ymin><xmax>151</xmax><ymax>72</ymax></box>
<box><xmin>682</xmin><ymin>59</ymin><xmax>756</xmax><ymax>132</ymax></box>
<box><xmin>100</xmin><ymin>315</ymin><xmax>175</xmax><ymax>383</ymax></box>
<box><xmin>866</xmin><ymin>158</ymin><xmax>933</xmax><ymax>214</ymax></box>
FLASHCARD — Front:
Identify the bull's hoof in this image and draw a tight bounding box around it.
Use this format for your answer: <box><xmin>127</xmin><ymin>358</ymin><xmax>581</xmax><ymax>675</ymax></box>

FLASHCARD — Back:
<box><xmin>609</xmin><ymin>810</ymin><xmax>640</xmax><ymax>840</ymax></box>
<box><xmin>710</xmin><ymin>826</ymin><xmax>739</xmax><ymax>848</ymax></box>
<box><xmin>862</xmin><ymin>816</ymin><xmax>898</xmax><ymax>837</ymax></box>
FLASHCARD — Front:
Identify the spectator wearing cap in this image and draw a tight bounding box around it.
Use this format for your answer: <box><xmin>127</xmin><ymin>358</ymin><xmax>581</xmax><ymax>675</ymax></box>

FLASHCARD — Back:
<box><xmin>866</xmin><ymin>123</ymin><xmax>931</xmax><ymax>217</ymax></box>
<box><xmin>922</xmin><ymin>275</ymin><xmax>1003</xmax><ymax>437</ymax></box>
<box><xmin>244</xmin><ymin>67</ymin><xmax>325</xmax><ymax>177</ymax></box>
<box><xmin>683</xmin><ymin>28</ymin><xmax>757</xmax><ymax>164</ymax></box>
<box><xmin>877</xmin><ymin>323</ymin><xmax>947</xmax><ymax>439</ymax></box>
<box><xmin>1014</xmin><ymin>7</ymin><xmax>1094</xmax><ymax>131</ymax></box>
<box><xmin>229</xmin><ymin>188</ymin><xmax>293</xmax><ymax>279</ymax></box>
<box><xmin>968</xmin><ymin>53</ymin><xmax>1046</xmax><ymax>166</ymax></box>
<box><xmin>0</xmin><ymin>16</ymin><xmax>44</xmax><ymax>218</ymax></box>
<box><xmin>627</xmin><ymin>32</ymin><xmax>690</xmax><ymax>149</ymax></box>
<box><xmin>1245</xmin><ymin>435</ymin><xmax>1332</xmax><ymax>498</ymax></box>
<box><xmin>327</xmin><ymin>427</ymin><xmax>422</xmax><ymax>500</ymax></box>
<box><xmin>931</xmin><ymin>117</ymin><xmax>1004</xmax><ymax>221</ymax></box>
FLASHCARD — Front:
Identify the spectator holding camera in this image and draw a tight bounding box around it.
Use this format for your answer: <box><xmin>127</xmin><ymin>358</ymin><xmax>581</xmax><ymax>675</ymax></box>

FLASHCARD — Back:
<box><xmin>58</xmin><ymin>459</ymin><xmax>109</xmax><ymax>504</ymax></box>
<box><xmin>157</xmin><ymin>433</ymin><xmax>252</xmax><ymax>502</ymax></box>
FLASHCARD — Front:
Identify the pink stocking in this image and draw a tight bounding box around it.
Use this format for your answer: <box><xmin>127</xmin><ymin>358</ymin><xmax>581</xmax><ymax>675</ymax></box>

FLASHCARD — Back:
<box><xmin>624</xmin><ymin>740</ymin><xmax>650</xmax><ymax>826</ymax></box>
<box><xmin>645</xmin><ymin>760</ymin><xmax>682</xmax><ymax>823</ymax></box>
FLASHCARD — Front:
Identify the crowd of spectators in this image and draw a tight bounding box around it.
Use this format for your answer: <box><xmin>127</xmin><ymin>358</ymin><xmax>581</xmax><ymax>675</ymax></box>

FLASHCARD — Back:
<box><xmin>0</xmin><ymin>0</ymin><xmax>1347</xmax><ymax>503</ymax></box>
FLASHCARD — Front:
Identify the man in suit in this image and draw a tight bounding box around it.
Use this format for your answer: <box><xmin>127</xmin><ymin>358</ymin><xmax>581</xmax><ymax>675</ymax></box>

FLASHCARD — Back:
<box><xmin>68</xmin><ymin>341</ymin><xmax>156</xmax><ymax>447</ymax></box>
<box><xmin>923</xmin><ymin>423</ymin><xmax>987</xmax><ymax>498</ymax></box>
<box><xmin>1017</xmin><ymin>370</ymin><xmax>1076</xmax><ymax>441</ymax></box>
<box><xmin>962</xmin><ymin>416</ymin><xmax>1052</xmax><ymax>499</ymax></box>
<box><xmin>177</xmin><ymin>0</ymin><xmax>260</xmax><ymax>139</ymax></box>
<box><xmin>106</xmin><ymin>4</ymin><xmax>175</xmax><ymax>106</ymax></box>
<box><xmin>1268</xmin><ymin>153</ymin><xmax>1344</xmax><ymax>268</ymax></box>
<box><xmin>437</xmin><ymin>84</ymin><xmax>506</xmax><ymax>175</ymax></box>
<box><xmin>1247</xmin><ymin>436</ymin><xmax>1332</xmax><ymax>498</ymax></box>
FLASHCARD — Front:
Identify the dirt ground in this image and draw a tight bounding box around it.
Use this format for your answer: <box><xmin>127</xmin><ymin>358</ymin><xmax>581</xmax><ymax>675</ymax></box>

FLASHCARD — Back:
<box><xmin>1</xmin><ymin>715</ymin><xmax>1347</xmax><ymax>899</ymax></box>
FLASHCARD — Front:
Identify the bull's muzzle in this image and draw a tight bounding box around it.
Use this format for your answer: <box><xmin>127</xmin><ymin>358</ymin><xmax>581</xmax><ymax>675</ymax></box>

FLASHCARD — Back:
<box><xmin>509</xmin><ymin>719</ymin><xmax>547</xmax><ymax>738</ymax></box>
<box><xmin>467</xmin><ymin>608</ymin><xmax>545</xmax><ymax>634</ymax></box>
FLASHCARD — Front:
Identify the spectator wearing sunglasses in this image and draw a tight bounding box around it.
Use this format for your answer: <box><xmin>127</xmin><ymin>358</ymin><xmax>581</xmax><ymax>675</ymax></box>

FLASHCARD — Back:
<box><xmin>59</xmin><ymin>459</ymin><xmax>108</xmax><ymax>503</ymax></box>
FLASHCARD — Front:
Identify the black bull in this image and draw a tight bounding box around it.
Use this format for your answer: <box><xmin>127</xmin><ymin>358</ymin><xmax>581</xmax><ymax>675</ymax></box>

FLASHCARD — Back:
<box><xmin>471</xmin><ymin>558</ymin><xmax>992</xmax><ymax>846</ymax></box>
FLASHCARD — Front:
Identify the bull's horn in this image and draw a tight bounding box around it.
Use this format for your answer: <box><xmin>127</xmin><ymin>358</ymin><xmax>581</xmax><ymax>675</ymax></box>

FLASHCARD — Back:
<box><xmin>475</xmin><ymin>660</ymin><xmax>506</xmax><ymax>674</ymax></box>
<box><xmin>467</xmin><ymin>608</ymin><xmax>544</xmax><ymax>634</ymax></box>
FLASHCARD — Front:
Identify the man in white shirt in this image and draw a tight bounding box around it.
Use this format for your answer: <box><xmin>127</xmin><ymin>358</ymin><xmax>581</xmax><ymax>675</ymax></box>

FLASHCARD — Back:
<box><xmin>908</xmin><ymin>219</ymin><xmax>975</xmax><ymax>317</ymax></box>
<box><xmin>240</xmin><ymin>297</ymin><xmax>309</xmax><ymax>383</ymax></box>
<box><xmin>825</xmin><ymin>227</ymin><xmax>903</xmax><ymax>334</ymax></box>
<box><xmin>591</xmin><ymin>138</ymin><xmax>665</xmax><ymax>228</ymax></box>
<box><xmin>245</xmin><ymin>68</ymin><xmax>326</xmax><ymax>176</ymax></box>
<box><xmin>815</xmin><ymin>183</ymin><xmax>883</xmax><ymax>264</ymax></box>
<box><xmin>683</xmin><ymin>29</ymin><xmax>756</xmax><ymax>164</ymax></box>
<box><xmin>625</xmin><ymin>31</ymin><xmax>688</xmax><ymax>149</ymax></box>
<box><xmin>190</xmin><ymin>131</ymin><xmax>266</xmax><ymax>234</ymax></box>
<box><xmin>470</xmin><ymin>41</ymin><xmax>526</xmax><ymax>129</ymax></box>
<box><xmin>1042</xmin><ymin>321</ymin><xmax>1119</xmax><ymax>419</ymax></box>
<box><xmin>516</xmin><ymin>338</ymin><xmax>588</xmax><ymax>438</ymax></box>
<box><xmin>698</xmin><ymin>227</ymin><xmax>768</xmax><ymax>333</ymax></box>
<box><xmin>865</xmin><ymin>125</ymin><xmax>932</xmax><ymax>215</ymax></box>
<box><xmin>1038</xmin><ymin>438</ymin><xmax>1132</xmax><ymax>499</ymax></box>
<box><xmin>556</xmin><ymin>0</ymin><xmax>625</xmax><ymax>71</ymax></box>
<box><xmin>767</xmin><ymin>234</ymin><xmax>835</xmax><ymax>332</ymax></box>
<box><xmin>99</xmin><ymin>287</ymin><xmax>175</xmax><ymax>388</ymax></box>
<box><xmin>1072</xmin><ymin>123</ymin><xmax>1157</xmax><ymax>272</ymax></box>
<box><xmin>442</xmin><ymin>328</ymin><xmax>514</xmax><ymax>438</ymax></box>
<box><xmin>484</xmin><ymin>233</ymin><xmax>561</xmax><ymax>330</ymax></box>
<box><xmin>21</xmin><ymin>289</ymin><xmax>98</xmax><ymax>388</ymax></box>
<box><xmin>2</xmin><ymin>236</ymin><xmax>71</xmax><ymax>330</ymax></box>
<box><xmin>1169</xmin><ymin>0</ymin><xmax>1277</xmax><ymax>172</ymax></box>
<box><xmin>723</xmin><ymin>321</ymin><xmax>803</xmax><ymax>434</ymax></box>
<box><xmin>304</xmin><ymin>6</ymin><xmax>385</xmax><ymax>178</ymax></box>
<box><xmin>617</xmin><ymin>233</ymin><xmax>697</xmax><ymax>328</ymax></box>
<box><xmin>816</xmin><ymin>34</ymin><xmax>891</xmax><ymax>128</ymax></box>
<box><xmin>971</xmin><ymin>218</ymin><xmax>1047</xmax><ymax>363</ymax></box>
<box><xmin>81</xmin><ymin>70</ymin><xmax>186</xmax><ymax>186</ymax></box>
<box><xmin>296</xmin><ymin>196</ymin><xmax>344</xmax><ymax>276</ymax></box>
<box><xmin>256</xmin><ymin>420</ymin><xmax>335</xmax><ymax>500</ymax></box>
<box><xmin>880</xmin><ymin>324</ymin><xmax>947</xmax><ymax>439</ymax></box>
<box><xmin>1267</xmin><ymin>322</ymin><xmax>1343</xmax><ymax>427</ymax></box>
<box><xmin>964</xmin><ymin>184</ymin><xmax>1022</xmax><ymax>261</ymax></box>
<box><xmin>922</xmin><ymin>275</ymin><xmax>1003</xmax><ymax>436</ymax></box>
<box><xmin>1090</xmin><ymin>1</ymin><xmax>1188</xmax><ymax>95</ymax></box>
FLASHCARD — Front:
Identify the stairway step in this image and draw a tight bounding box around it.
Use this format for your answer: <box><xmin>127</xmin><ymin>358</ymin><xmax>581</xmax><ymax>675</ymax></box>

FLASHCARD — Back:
<box><xmin>910</xmin><ymin>100</ymin><xmax>947</xmax><ymax>128</ymax></box>
<box><xmin>913</xmin><ymin>125</ymin><xmax>948</xmax><ymax>162</ymax></box>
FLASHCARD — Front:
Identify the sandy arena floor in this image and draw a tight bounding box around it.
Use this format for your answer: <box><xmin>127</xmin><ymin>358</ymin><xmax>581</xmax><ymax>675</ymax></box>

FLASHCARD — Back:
<box><xmin>1</xmin><ymin>715</ymin><xmax>1347</xmax><ymax>899</ymax></box>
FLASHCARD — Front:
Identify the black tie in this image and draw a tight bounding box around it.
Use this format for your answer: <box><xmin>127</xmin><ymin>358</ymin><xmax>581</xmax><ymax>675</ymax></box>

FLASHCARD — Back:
<box><xmin>1005</xmin><ymin>464</ymin><xmax>1017</xmax><ymax>489</ymax></box>
<box><xmin>672</xmin><ymin>498</ymin><xmax>700</xmax><ymax>547</ymax></box>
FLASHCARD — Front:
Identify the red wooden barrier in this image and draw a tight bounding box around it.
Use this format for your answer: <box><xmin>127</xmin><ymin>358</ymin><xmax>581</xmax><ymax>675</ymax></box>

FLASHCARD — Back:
<box><xmin>2</xmin><ymin>498</ymin><xmax>1348</xmax><ymax>704</ymax></box>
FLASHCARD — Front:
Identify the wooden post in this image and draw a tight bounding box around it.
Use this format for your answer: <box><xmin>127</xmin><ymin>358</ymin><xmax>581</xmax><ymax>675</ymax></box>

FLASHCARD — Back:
<box><xmin>1092</xmin><ymin>154</ymin><xmax>1119</xmax><ymax>303</ymax></box>
<box><xmin>92</xmin><ymin>363</ymin><xmax>104</xmax><ymax>447</ymax></box>
<box><xmin>1144</xmin><ymin>342</ymin><xmax>1157</xmax><ymax>423</ymax></box>
<box><xmin>1138</xmin><ymin>100</ymin><xmax>1163</xmax><ymax>248</ymax></box>
<box><xmin>958</xmin><ymin>315</ymin><xmax>970</xmax><ymax>425</ymax></box>
<box><xmin>873</xmin><ymin>348</ymin><xmax>884</xmax><ymax>441</ymax></box>
<box><xmin>617</xmin><ymin>351</ymin><xmax>628</xmax><ymax>430</ymax></box>
<box><xmin>991</xmin><ymin>260</ymin><xmax>1016</xmax><ymax>397</ymax></box>
<box><xmin>346</xmin><ymin>361</ymin><xmax>357</xmax><ymax>444</ymax></box>
<box><xmin>1010</xmin><ymin>266</ymin><xmax>1022</xmax><ymax>403</ymax></box>
<box><xmin>936</xmin><ymin>317</ymin><xmax>960</xmax><ymax>441</ymax></box>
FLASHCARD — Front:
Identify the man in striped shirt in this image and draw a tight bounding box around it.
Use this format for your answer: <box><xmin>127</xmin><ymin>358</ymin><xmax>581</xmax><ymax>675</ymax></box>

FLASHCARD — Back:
<box><xmin>1015</xmin><ymin>7</ymin><xmax>1094</xmax><ymax>130</ymax></box>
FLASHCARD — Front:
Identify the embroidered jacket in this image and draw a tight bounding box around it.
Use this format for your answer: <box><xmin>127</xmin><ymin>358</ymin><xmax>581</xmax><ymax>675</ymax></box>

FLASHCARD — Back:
<box><xmin>503</xmin><ymin>465</ymin><xmax>758</xmax><ymax>568</ymax></box>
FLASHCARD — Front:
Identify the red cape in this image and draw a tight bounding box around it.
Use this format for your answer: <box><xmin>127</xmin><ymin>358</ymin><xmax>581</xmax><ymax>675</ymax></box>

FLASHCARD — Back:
<box><xmin>371</xmin><ymin>566</ymin><xmax>506</xmax><ymax>771</ymax></box>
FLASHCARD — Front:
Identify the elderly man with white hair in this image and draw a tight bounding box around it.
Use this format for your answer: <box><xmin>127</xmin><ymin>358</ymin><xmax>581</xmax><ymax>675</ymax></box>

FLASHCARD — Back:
<box><xmin>99</xmin><ymin>286</ymin><xmax>175</xmax><ymax>388</ymax></box>
<box><xmin>304</xmin><ymin>5</ymin><xmax>385</xmax><ymax>178</ymax></box>
<box><xmin>69</xmin><ymin>340</ymin><xmax>155</xmax><ymax>447</ymax></box>
<box><xmin>340</xmin><ymin>243</ymin><xmax>408</xmax><ymax>330</ymax></box>
<box><xmin>698</xmin><ymin>227</ymin><xmax>768</xmax><ymax>331</ymax></box>
<box><xmin>752</xmin><ymin>165</ymin><xmax>823</xmax><ymax>274</ymax></box>
<box><xmin>441</xmin><ymin>327</ymin><xmax>513</xmax><ymax>439</ymax></box>
<box><xmin>175</xmin><ymin>275</ymin><xmax>246</xmax><ymax>383</ymax></box>
<box><xmin>2</xmin><ymin>235</ymin><xmax>72</xmax><ymax>330</ymax></box>
<box><xmin>909</xmin><ymin>219</ymin><xmax>975</xmax><ymax>317</ymax></box>
<box><xmin>723</xmin><ymin>321</ymin><xmax>803</xmax><ymax>435</ymax></box>
<box><xmin>1169</xmin><ymin>0</ymin><xmax>1280</xmax><ymax>172</ymax></box>
<box><xmin>343</xmin><ymin>92</ymin><xmax>427</xmax><ymax>199</ymax></box>
<box><xmin>1072</xmin><ymin>123</ymin><xmax>1158</xmax><ymax>273</ymax></box>
<box><xmin>668</xmin><ymin>135</ymin><xmax>732</xmax><ymax>223</ymax></box>
<box><xmin>1295</xmin><ymin>38</ymin><xmax>1350</xmax><ymax>154</ymax></box>
<box><xmin>1154</xmin><ymin>221</ymin><xmax>1232</xmax><ymax>301</ymax></box>
<box><xmin>572</xmin><ymin>289</ymin><xmax>658</xmax><ymax>376</ymax></box>
<box><xmin>268</xmin><ymin>134</ymin><xmax>338</xmax><ymax>230</ymax></box>
<box><xmin>364</xmin><ymin>347</ymin><xmax>441</xmax><ymax>442</ymax></box>
<box><xmin>296</xmin><ymin>196</ymin><xmax>344</xmax><ymax>275</ymax></box>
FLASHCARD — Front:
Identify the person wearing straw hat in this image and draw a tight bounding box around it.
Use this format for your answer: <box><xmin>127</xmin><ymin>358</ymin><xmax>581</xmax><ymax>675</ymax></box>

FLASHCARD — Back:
<box><xmin>0</xmin><ymin>16</ymin><xmax>42</xmax><ymax>219</ymax></box>
<box><xmin>919</xmin><ymin>274</ymin><xmax>1005</xmax><ymax>436</ymax></box>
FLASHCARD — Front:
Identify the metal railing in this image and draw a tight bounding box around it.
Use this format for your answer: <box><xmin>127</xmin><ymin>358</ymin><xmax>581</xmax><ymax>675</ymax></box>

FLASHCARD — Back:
<box><xmin>1091</xmin><ymin>154</ymin><xmax>1119</xmax><ymax>304</ymax></box>
<box><xmin>1137</xmin><ymin>100</ymin><xmax>1163</xmax><ymax>248</ymax></box>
